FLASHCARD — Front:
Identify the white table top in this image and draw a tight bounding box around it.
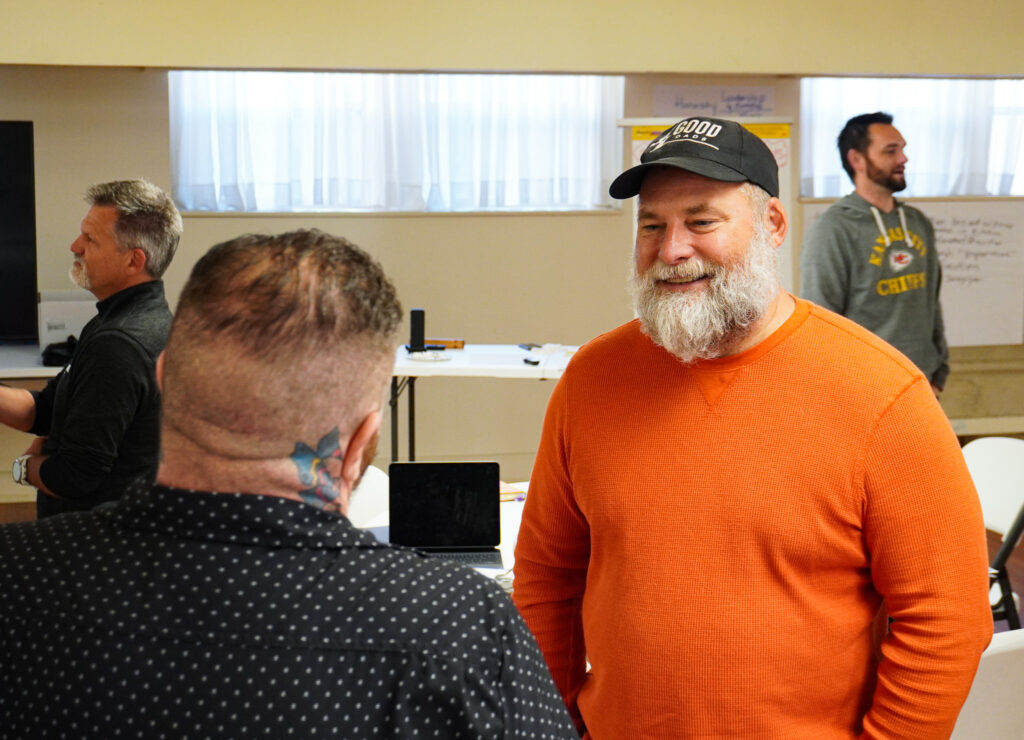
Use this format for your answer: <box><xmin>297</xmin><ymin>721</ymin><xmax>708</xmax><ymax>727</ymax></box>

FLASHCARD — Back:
<box><xmin>0</xmin><ymin>345</ymin><xmax>61</xmax><ymax>379</ymax></box>
<box><xmin>1</xmin><ymin>343</ymin><xmax>578</xmax><ymax>383</ymax></box>
<box><xmin>394</xmin><ymin>343</ymin><xmax>576</xmax><ymax>380</ymax></box>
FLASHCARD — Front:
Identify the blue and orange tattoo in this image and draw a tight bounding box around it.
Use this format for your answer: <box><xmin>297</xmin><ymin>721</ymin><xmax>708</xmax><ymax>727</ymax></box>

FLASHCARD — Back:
<box><xmin>291</xmin><ymin>427</ymin><xmax>344</xmax><ymax>508</ymax></box>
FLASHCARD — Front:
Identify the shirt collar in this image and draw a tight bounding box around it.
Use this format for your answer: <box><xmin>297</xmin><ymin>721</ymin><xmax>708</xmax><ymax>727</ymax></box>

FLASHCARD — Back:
<box><xmin>95</xmin><ymin>279</ymin><xmax>164</xmax><ymax>317</ymax></box>
<box><xmin>100</xmin><ymin>481</ymin><xmax>388</xmax><ymax>551</ymax></box>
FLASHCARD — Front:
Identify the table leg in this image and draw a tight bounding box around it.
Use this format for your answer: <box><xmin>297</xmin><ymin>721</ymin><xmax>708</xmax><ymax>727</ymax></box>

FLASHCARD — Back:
<box><xmin>408</xmin><ymin>377</ymin><xmax>416</xmax><ymax>461</ymax></box>
<box><xmin>389</xmin><ymin>376</ymin><xmax>400</xmax><ymax>463</ymax></box>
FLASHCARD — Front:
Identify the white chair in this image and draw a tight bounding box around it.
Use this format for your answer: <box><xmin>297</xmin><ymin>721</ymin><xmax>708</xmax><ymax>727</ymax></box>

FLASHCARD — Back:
<box><xmin>951</xmin><ymin>628</ymin><xmax>1024</xmax><ymax>739</ymax></box>
<box><xmin>962</xmin><ymin>437</ymin><xmax>1024</xmax><ymax>630</ymax></box>
<box><xmin>346</xmin><ymin>465</ymin><xmax>389</xmax><ymax>528</ymax></box>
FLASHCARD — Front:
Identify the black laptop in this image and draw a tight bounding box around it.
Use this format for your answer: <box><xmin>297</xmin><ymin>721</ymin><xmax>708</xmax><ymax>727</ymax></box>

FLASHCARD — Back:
<box><xmin>388</xmin><ymin>461</ymin><xmax>504</xmax><ymax>568</ymax></box>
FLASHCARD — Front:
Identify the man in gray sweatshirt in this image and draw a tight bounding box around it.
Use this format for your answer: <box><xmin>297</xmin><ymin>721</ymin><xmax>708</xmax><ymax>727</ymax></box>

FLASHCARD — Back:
<box><xmin>800</xmin><ymin>112</ymin><xmax>948</xmax><ymax>392</ymax></box>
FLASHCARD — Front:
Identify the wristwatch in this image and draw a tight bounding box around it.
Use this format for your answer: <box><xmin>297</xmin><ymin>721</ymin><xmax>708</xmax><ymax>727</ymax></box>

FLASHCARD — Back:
<box><xmin>11</xmin><ymin>454</ymin><xmax>30</xmax><ymax>486</ymax></box>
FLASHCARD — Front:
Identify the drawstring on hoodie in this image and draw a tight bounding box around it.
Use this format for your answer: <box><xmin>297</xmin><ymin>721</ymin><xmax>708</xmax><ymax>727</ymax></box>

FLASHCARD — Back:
<box><xmin>869</xmin><ymin>206</ymin><xmax>912</xmax><ymax>249</ymax></box>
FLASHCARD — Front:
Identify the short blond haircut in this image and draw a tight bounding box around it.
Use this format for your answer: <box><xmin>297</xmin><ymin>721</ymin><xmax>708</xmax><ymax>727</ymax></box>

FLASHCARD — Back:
<box><xmin>161</xmin><ymin>229</ymin><xmax>401</xmax><ymax>458</ymax></box>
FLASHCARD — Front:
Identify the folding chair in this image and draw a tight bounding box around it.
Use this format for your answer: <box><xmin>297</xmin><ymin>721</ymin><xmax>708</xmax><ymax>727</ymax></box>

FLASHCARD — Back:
<box><xmin>951</xmin><ymin>628</ymin><xmax>1024</xmax><ymax>739</ymax></box>
<box><xmin>962</xmin><ymin>436</ymin><xmax>1024</xmax><ymax>630</ymax></box>
<box><xmin>346</xmin><ymin>464</ymin><xmax>389</xmax><ymax>529</ymax></box>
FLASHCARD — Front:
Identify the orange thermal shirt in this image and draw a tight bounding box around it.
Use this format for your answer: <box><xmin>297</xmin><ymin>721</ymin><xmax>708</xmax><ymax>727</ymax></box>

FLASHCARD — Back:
<box><xmin>513</xmin><ymin>298</ymin><xmax>992</xmax><ymax>739</ymax></box>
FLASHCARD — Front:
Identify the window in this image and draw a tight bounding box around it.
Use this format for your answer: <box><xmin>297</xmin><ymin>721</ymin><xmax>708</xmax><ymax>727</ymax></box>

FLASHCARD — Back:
<box><xmin>801</xmin><ymin>77</ymin><xmax>1024</xmax><ymax>198</ymax></box>
<box><xmin>169</xmin><ymin>71</ymin><xmax>624</xmax><ymax>213</ymax></box>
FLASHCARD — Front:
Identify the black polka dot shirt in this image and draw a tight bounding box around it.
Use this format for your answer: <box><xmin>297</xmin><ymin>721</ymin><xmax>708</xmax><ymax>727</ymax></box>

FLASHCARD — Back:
<box><xmin>0</xmin><ymin>483</ymin><xmax>577</xmax><ymax>739</ymax></box>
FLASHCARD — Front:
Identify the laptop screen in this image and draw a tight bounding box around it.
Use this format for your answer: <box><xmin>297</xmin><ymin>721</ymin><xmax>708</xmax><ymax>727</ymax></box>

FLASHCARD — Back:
<box><xmin>388</xmin><ymin>462</ymin><xmax>500</xmax><ymax>549</ymax></box>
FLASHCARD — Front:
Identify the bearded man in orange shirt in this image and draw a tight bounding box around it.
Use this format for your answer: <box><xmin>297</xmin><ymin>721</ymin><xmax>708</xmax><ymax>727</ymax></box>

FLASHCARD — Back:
<box><xmin>513</xmin><ymin>116</ymin><xmax>992</xmax><ymax>740</ymax></box>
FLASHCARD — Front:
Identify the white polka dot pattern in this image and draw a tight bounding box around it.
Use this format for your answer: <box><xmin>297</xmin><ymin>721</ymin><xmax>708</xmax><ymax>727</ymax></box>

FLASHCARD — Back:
<box><xmin>0</xmin><ymin>482</ymin><xmax>577</xmax><ymax>738</ymax></box>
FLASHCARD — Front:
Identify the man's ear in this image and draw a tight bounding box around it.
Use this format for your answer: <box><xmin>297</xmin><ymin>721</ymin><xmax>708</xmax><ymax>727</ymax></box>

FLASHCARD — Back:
<box><xmin>847</xmin><ymin>148</ymin><xmax>865</xmax><ymax>177</ymax></box>
<box><xmin>339</xmin><ymin>409</ymin><xmax>382</xmax><ymax>502</ymax></box>
<box><xmin>155</xmin><ymin>350</ymin><xmax>165</xmax><ymax>391</ymax></box>
<box><xmin>126</xmin><ymin>247</ymin><xmax>148</xmax><ymax>277</ymax></box>
<box><xmin>766</xmin><ymin>198</ymin><xmax>789</xmax><ymax>247</ymax></box>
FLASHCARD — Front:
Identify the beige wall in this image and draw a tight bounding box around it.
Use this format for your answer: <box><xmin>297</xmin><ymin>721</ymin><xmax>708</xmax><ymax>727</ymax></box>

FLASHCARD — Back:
<box><xmin>3</xmin><ymin>61</ymin><xmax>1024</xmax><ymax>483</ymax></box>
<box><xmin>3</xmin><ymin>1</ymin><xmax>1023</xmax><ymax>76</ymax></box>
<box><xmin>0</xmin><ymin>65</ymin><xmax>637</xmax><ymax>480</ymax></box>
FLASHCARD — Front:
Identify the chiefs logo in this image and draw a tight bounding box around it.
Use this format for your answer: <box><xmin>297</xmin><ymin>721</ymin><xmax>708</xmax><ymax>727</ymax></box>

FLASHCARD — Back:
<box><xmin>889</xmin><ymin>250</ymin><xmax>913</xmax><ymax>273</ymax></box>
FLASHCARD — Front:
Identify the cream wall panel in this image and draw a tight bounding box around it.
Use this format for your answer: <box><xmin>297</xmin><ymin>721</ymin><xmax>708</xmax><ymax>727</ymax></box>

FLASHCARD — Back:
<box><xmin>0</xmin><ymin>65</ymin><xmax>635</xmax><ymax>480</ymax></box>
<box><xmin>179</xmin><ymin>211</ymin><xmax>634</xmax><ymax>479</ymax></box>
<box><xmin>0</xmin><ymin>67</ymin><xmax>173</xmax><ymax>290</ymax></box>
<box><xmin>5</xmin><ymin>64</ymin><xmax>1024</xmax><ymax>481</ymax></box>
<box><xmin>2</xmin><ymin>0</ymin><xmax>1023</xmax><ymax>77</ymax></box>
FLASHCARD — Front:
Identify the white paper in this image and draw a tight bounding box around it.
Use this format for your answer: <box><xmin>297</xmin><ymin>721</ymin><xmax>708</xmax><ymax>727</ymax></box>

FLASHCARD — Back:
<box><xmin>653</xmin><ymin>84</ymin><xmax>775</xmax><ymax>118</ymax></box>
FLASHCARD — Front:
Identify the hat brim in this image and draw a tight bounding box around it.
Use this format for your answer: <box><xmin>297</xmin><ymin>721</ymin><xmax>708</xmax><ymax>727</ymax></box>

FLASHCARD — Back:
<box><xmin>608</xmin><ymin>157</ymin><xmax>749</xmax><ymax>200</ymax></box>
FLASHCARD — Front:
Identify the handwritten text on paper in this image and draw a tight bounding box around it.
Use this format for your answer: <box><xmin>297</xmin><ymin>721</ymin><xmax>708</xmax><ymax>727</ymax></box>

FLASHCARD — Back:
<box><xmin>653</xmin><ymin>85</ymin><xmax>775</xmax><ymax>117</ymax></box>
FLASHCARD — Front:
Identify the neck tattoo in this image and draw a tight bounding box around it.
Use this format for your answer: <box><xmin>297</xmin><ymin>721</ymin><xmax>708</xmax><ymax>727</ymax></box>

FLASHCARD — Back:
<box><xmin>291</xmin><ymin>427</ymin><xmax>344</xmax><ymax>509</ymax></box>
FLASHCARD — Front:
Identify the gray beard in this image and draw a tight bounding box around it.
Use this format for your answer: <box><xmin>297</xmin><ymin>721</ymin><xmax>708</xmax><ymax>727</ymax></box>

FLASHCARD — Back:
<box><xmin>628</xmin><ymin>227</ymin><xmax>780</xmax><ymax>364</ymax></box>
<box><xmin>69</xmin><ymin>261</ymin><xmax>91</xmax><ymax>291</ymax></box>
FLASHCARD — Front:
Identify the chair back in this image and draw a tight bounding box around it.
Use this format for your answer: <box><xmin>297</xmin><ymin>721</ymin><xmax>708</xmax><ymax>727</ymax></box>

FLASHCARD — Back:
<box><xmin>951</xmin><ymin>628</ymin><xmax>1024</xmax><ymax>739</ymax></box>
<box><xmin>346</xmin><ymin>464</ymin><xmax>389</xmax><ymax>528</ymax></box>
<box><xmin>962</xmin><ymin>436</ymin><xmax>1024</xmax><ymax>536</ymax></box>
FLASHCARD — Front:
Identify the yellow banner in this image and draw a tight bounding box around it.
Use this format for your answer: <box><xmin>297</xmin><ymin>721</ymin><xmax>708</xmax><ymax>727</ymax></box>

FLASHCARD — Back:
<box><xmin>631</xmin><ymin>125</ymin><xmax>668</xmax><ymax>141</ymax></box>
<box><xmin>742</xmin><ymin>123</ymin><xmax>790</xmax><ymax>140</ymax></box>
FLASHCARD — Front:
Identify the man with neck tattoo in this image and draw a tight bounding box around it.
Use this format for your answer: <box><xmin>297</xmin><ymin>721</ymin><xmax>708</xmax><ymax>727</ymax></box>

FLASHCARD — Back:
<box><xmin>513</xmin><ymin>117</ymin><xmax>991</xmax><ymax>739</ymax></box>
<box><xmin>0</xmin><ymin>229</ymin><xmax>575</xmax><ymax>738</ymax></box>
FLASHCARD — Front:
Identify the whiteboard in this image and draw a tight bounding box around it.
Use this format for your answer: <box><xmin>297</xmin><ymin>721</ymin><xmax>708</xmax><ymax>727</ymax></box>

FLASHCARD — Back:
<box><xmin>803</xmin><ymin>200</ymin><xmax>1024</xmax><ymax>347</ymax></box>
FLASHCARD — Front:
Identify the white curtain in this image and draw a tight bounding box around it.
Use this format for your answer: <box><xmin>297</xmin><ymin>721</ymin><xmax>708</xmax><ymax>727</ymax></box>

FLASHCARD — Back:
<box><xmin>801</xmin><ymin>77</ymin><xmax>1024</xmax><ymax>197</ymax></box>
<box><xmin>169</xmin><ymin>71</ymin><xmax>624</xmax><ymax>212</ymax></box>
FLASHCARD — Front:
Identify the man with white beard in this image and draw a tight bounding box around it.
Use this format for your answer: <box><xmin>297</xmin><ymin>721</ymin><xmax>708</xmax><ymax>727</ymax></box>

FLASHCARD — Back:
<box><xmin>513</xmin><ymin>117</ymin><xmax>992</xmax><ymax>740</ymax></box>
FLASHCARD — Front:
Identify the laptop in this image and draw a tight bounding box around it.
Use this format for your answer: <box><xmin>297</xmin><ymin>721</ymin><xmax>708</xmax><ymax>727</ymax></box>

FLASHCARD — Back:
<box><xmin>388</xmin><ymin>461</ymin><xmax>504</xmax><ymax>568</ymax></box>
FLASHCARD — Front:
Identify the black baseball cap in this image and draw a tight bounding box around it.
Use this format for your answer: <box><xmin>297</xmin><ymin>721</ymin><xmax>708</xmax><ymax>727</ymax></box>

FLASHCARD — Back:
<box><xmin>609</xmin><ymin>117</ymin><xmax>779</xmax><ymax>199</ymax></box>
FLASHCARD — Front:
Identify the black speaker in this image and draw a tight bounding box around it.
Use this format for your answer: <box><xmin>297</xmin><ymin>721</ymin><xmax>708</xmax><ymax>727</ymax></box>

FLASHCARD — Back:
<box><xmin>408</xmin><ymin>308</ymin><xmax>426</xmax><ymax>352</ymax></box>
